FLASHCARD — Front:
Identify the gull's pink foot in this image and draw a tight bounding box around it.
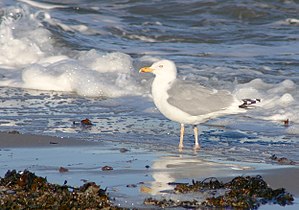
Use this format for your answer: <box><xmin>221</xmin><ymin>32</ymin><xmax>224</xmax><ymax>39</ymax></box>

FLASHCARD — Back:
<box><xmin>193</xmin><ymin>144</ymin><xmax>201</xmax><ymax>151</ymax></box>
<box><xmin>178</xmin><ymin>144</ymin><xmax>184</xmax><ymax>152</ymax></box>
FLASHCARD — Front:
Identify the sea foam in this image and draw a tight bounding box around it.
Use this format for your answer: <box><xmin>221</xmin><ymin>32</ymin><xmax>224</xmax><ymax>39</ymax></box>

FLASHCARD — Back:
<box><xmin>234</xmin><ymin>78</ymin><xmax>299</xmax><ymax>128</ymax></box>
<box><xmin>0</xmin><ymin>5</ymin><xmax>141</xmax><ymax>97</ymax></box>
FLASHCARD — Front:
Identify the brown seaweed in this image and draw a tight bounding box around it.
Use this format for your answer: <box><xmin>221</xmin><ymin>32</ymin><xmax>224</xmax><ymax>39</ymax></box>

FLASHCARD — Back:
<box><xmin>144</xmin><ymin>175</ymin><xmax>294</xmax><ymax>209</ymax></box>
<box><xmin>80</xmin><ymin>118</ymin><xmax>93</xmax><ymax>126</ymax></box>
<box><xmin>0</xmin><ymin>170</ymin><xmax>122</xmax><ymax>209</ymax></box>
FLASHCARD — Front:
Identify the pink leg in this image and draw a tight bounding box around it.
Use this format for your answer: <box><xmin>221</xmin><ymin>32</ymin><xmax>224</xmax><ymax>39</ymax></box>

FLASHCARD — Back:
<box><xmin>193</xmin><ymin>125</ymin><xmax>200</xmax><ymax>150</ymax></box>
<box><xmin>179</xmin><ymin>123</ymin><xmax>184</xmax><ymax>149</ymax></box>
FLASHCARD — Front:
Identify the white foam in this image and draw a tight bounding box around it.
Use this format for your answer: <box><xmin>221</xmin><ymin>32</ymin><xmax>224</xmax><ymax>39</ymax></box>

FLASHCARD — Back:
<box><xmin>77</xmin><ymin>50</ymin><xmax>133</xmax><ymax>74</ymax></box>
<box><xmin>0</xmin><ymin>5</ymin><xmax>143</xmax><ymax>98</ymax></box>
<box><xmin>18</xmin><ymin>0</ymin><xmax>67</xmax><ymax>10</ymax></box>
<box><xmin>19</xmin><ymin>52</ymin><xmax>141</xmax><ymax>97</ymax></box>
<box><xmin>0</xmin><ymin>8</ymin><xmax>49</xmax><ymax>66</ymax></box>
<box><xmin>22</xmin><ymin>63</ymin><xmax>73</xmax><ymax>92</ymax></box>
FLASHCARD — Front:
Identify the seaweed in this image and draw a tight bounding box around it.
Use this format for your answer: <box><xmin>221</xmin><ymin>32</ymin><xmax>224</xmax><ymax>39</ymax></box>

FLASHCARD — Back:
<box><xmin>144</xmin><ymin>175</ymin><xmax>294</xmax><ymax>209</ymax></box>
<box><xmin>0</xmin><ymin>170</ymin><xmax>122</xmax><ymax>209</ymax></box>
<box><xmin>175</xmin><ymin>177</ymin><xmax>224</xmax><ymax>193</ymax></box>
<box><xmin>80</xmin><ymin>118</ymin><xmax>93</xmax><ymax>126</ymax></box>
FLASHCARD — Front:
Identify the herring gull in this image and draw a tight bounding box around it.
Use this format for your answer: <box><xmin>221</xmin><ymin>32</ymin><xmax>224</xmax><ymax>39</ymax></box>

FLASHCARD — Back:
<box><xmin>140</xmin><ymin>60</ymin><xmax>259</xmax><ymax>150</ymax></box>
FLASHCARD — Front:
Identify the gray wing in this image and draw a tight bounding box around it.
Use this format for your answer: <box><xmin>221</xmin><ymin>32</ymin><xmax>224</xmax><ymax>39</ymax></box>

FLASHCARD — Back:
<box><xmin>167</xmin><ymin>80</ymin><xmax>234</xmax><ymax>116</ymax></box>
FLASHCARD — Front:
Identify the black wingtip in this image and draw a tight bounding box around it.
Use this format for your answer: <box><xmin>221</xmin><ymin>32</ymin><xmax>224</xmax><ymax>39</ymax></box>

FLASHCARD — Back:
<box><xmin>239</xmin><ymin>98</ymin><xmax>261</xmax><ymax>109</ymax></box>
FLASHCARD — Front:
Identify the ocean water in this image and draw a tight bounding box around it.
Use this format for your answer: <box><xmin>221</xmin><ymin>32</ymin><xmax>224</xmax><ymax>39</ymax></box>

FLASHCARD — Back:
<box><xmin>0</xmin><ymin>0</ymin><xmax>298</xmax><ymax>163</ymax></box>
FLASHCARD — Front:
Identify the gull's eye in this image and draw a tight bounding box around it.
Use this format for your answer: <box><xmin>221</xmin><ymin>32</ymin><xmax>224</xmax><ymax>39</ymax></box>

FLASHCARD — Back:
<box><xmin>159</xmin><ymin>65</ymin><xmax>163</xmax><ymax>68</ymax></box>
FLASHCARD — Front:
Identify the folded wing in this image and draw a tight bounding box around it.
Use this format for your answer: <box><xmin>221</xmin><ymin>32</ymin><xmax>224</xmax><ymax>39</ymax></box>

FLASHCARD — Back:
<box><xmin>167</xmin><ymin>80</ymin><xmax>234</xmax><ymax>116</ymax></box>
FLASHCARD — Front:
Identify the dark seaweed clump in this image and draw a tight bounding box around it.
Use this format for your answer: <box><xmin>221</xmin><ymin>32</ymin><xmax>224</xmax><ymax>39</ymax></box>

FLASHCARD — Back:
<box><xmin>0</xmin><ymin>170</ymin><xmax>121</xmax><ymax>209</ymax></box>
<box><xmin>144</xmin><ymin>175</ymin><xmax>294</xmax><ymax>209</ymax></box>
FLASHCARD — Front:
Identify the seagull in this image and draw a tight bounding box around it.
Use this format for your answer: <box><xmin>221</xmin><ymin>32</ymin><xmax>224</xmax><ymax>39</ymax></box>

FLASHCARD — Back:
<box><xmin>139</xmin><ymin>60</ymin><xmax>259</xmax><ymax>150</ymax></box>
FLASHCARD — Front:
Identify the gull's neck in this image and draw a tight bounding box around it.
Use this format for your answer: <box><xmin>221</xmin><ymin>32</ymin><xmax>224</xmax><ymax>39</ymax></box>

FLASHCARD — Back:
<box><xmin>151</xmin><ymin>74</ymin><xmax>176</xmax><ymax>108</ymax></box>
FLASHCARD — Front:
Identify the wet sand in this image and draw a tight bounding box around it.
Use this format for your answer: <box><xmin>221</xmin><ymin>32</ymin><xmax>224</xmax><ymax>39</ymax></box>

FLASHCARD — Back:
<box><xmin>0</xmin><ymin>132</ymin><xmax>97</xmax><ymax>147</ymax></box>
<box><xmin>0</xmin><ymin>132</ymin><xmax>298</xmax><ymax>209</ymax></box>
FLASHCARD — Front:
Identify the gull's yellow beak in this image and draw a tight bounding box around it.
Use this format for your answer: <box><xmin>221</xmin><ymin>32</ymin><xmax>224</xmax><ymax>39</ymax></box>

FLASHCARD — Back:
<box><xmin>139</xmin><ymin>67</ymin><xmax>154</xmax><ymax>73</ymax></box>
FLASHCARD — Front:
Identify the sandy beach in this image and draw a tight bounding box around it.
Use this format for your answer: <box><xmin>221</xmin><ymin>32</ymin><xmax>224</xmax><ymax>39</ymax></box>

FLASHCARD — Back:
<box><xmin>0</xmin><ymin>131</ymin><xmax>298</xmax><ymax>209</ymax></box>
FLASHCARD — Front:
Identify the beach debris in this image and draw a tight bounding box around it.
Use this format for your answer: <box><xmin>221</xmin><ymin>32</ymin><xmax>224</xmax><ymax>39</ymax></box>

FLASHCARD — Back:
<box><xmin>283</xmin><ymin>119</ymin><xmax>289</xmax><ymax>126</ymax></box>
<box><xmin>81</xmin><ymin>178</ymin><xmax>89</xmax><ymax>183</ymax></box>
<box><xmin>72</xmin><ymin>118</ymin><xmax>94</xmax><ymax>127</ymax></box>
<box><xmin>144</xmin><ymin>175</ymin><xmax>294</xmax><ymax>209</ymax></box>
<box><xmin>81</xmin><ymin>118</ymin><xmax>93</xmax><ymax>126</ymax></box>
<box><xmin>270</xmin><ymin>154</ymin><xmax>296</xmax><ymax>165</ymax></box>
<box><xmin>126</xmin><ymin>184</ymin><xmax>137</xmax><ymax>188</ymax></box>
<box><xmin>8</xmin><ymin>130</ymin><xmax>20</xmax><ymax>134</ymax></box>
<box><xmin>140</xmin><ymin>185</ymin><xmax>152</xmax><ymax>194</ymax></box>
<box><xmin>119</xmin><ymin>148</ymin><xmax>130</xmax><ymax>153</ymax></box>
<box><xmin>58</xmin><ymin>166</ymin><xmax>69</xmax><ymax>173</ymax></box>
<box><xmin>0</xmin><ymin>170</ymin><xmax>121</xmax><ymax>209</ymax></box>
<box><xmin>101</xmin><ymin>165</ymin><xmax>113</xmax><ymax>171</ymax></box>
<box><xmin>126</xmin><ymin>158</ymin><xmax>137</xmax><ymax>163</ymax></box>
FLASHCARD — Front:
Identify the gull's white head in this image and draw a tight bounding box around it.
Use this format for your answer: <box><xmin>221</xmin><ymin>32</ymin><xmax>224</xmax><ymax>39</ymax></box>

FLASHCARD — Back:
<box><xmin>139</xmin><ymin>60</ymin><xmax>177</xmax><ymax>79</ymax></box>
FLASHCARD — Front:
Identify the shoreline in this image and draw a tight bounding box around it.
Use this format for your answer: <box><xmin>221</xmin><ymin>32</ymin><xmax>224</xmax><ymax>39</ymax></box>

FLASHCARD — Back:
<box><xmin>0</xmin><ymin>131</ymin><xmax>298</xmax><ymax>208</ymax></box>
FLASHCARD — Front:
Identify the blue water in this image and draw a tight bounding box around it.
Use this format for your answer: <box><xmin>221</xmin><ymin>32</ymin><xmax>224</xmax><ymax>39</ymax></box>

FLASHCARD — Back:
<box><xmin>0</xmin><ymin>0</ymin><xmax>298</xmax><ymax>162</ymax></box>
